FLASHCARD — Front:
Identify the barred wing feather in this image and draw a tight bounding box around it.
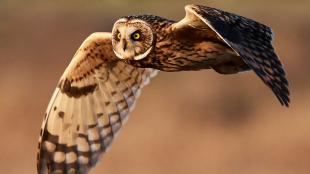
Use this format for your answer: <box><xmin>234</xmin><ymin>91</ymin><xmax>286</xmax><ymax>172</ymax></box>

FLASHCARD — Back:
<box><xmin>37</xmin><ymin>32</ymin><xmax>158</xmax><ymax>174</ymax></box>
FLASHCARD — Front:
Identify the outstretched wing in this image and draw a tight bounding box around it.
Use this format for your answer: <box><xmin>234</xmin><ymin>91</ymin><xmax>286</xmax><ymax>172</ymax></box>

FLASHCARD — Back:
<box><xmin>37</xmin><ymin>32</ymin><xmax>158</xmax><ymax>174</ymax></box>
<box><xmin>174</xmin><ymin>4</ymin><xmax>290</xmax><ymax>106</ymax></box>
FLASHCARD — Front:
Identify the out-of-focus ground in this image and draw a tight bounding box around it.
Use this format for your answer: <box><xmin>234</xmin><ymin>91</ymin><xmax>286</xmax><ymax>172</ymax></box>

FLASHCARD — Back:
<box><xmin>0</xmin><ymin>0</ymin><xmax>310</xmax><ymax>174</ymax></box>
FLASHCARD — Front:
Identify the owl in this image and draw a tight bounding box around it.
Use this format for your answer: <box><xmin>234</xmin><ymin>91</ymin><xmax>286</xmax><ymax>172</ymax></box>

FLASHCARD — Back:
<box><xmin>37</xmin><ymin>4</ymin><xmax>290</xmax><ymax>174</ymax></box>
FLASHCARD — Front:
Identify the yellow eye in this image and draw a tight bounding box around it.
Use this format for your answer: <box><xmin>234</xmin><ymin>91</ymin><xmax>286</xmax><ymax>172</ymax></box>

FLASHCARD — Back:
<box><xmin>132</xmin><ymin>32</ymin><xmax>140</xmax><ymax>40</ymax></box>
<box><xmin>117</xmin><ymin>33</ymin><xmax>121</xmax><ymax>40</ymax></box>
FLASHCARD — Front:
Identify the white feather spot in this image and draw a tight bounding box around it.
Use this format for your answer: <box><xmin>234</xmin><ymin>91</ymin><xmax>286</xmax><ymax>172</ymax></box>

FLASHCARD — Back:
<box><xmin>78</xmin><ymin>156</ymin><xmax>89</xmax><ymax>164</ymax></box>
<box><xmin>66</xmin><ymin>152</ymin><xmax>77</xmax><ymax>164</ymax></box>
<box><xmin>77</xmin><ymin>137</ymin><xmax>89</xmax><ymax>152</ymax></box>
<box><xmin>100</xmin><ymin>127</ymin><xmax>112</xmax><ymax>137</ymax></box>
<box><xmin>54</xmin><ymin>151</ymin><xmax>65</xmax><ymax>163</ymax></box>
<box><xmin>88</xmin><ymin>127</ymin><xmax>99</xmax><ymax>141</ymax></box>
<box><xmin>91</xmin><ymin>143</ymin><xmax>101</xmax><ymax>151</ymax></box>
<box><xmin>109</xmin><ymin>114</ymin><xmax>119</xmax><ymax>125</ymax></box>
<box><xmin>44</xmin><ymin>141</ymin><xmax>56</xmax><ymax>152</ymax></box>
<box><xmin>98</xmin><ymin>115</ymin><xmax>109</xmax><ymax>127</ymax></box>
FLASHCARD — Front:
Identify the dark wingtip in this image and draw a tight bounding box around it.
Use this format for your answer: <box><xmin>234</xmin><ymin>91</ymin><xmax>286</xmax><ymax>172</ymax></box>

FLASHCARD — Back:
<box><xmin>280</xmin><ymin>97</ymin><xmax>290</xmax><ymax>107</ymax></box>
<box><xmin>272</xmin><ymin>86</ymin><xmax>290</xmax><ymax>107</ymax></box>
<box><xmin>282</xmin><ymin>95</ymin><xmax>290</xmax><ymax>107</ymax></box>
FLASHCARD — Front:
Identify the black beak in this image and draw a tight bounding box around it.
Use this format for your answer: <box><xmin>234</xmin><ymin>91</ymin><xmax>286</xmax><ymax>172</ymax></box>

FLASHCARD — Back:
<box><xmin>122</xmin><ymin>39</ymin><xmax>127</xmax><ymax>51</ymax></box>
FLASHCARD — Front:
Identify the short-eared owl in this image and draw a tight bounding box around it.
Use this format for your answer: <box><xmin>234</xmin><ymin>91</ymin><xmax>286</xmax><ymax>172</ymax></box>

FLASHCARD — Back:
<box><xmin>37</xmin><ymin>4</ymin><xmax>290</xmax><ymax>174</ymax></box>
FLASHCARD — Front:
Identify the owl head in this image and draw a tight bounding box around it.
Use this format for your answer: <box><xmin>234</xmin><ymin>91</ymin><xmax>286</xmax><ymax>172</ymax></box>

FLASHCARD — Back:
<box><xmin>111</xmin><ymin>18</ymin><xmax>155</xmax><ymax>60</ymax></box>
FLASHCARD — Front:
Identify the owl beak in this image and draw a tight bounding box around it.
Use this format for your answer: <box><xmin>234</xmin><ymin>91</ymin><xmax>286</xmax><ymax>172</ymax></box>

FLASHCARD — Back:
<box><xmin>122</xmin><ymin>39</ymin><xmax>127</xmax><ymax>51</ymax></box>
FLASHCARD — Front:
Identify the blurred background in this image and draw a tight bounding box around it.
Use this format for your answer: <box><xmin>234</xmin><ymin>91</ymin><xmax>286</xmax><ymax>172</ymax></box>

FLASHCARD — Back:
<box><xmin>1</xmin><ymin>0</ymin><xmax>310</xmax><ymax>174</ymax></box>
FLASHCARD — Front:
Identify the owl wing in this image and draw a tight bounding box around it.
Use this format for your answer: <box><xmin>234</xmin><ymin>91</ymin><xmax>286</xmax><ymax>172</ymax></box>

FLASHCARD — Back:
<box><xmin>173</xmin><ymin>5</ymin><xmax>290</xmax><ymax>106</ymax></box>
<box><xmin>37</xmin><ymin>32</ymin><xmax>158</xmax><ymax>174</ymax></box>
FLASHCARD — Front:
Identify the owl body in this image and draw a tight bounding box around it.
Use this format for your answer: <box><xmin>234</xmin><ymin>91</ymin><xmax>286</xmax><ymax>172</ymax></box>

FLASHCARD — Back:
<box><xmin>122</xmin><ymin>15</ymin><xmax>248</xmax><ymax>73</ymax></box>
<box><xmin>37</xmin><ymin>5</ymin><xmax>290</xmax><ymax>174</ymax></box>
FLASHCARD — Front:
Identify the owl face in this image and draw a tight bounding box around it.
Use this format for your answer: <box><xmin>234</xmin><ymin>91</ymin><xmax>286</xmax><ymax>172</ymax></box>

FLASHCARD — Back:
<box><xmin>112</xmin><ymin>18</ymin><xmax>155</xmax><ymax>60</ymax></box>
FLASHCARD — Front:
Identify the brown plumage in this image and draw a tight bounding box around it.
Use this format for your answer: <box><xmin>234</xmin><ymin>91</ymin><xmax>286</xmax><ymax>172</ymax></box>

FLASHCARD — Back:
<box><xmin>37</xmin><ymin>4</ymin><xmax>290</xmax><ymax>174</ymax></box>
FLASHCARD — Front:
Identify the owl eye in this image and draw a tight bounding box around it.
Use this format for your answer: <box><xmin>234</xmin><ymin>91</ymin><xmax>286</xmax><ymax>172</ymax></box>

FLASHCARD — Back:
<box><xmin>117</xmin><ymin>32</ymin><xmax>121</xmax><ymax>40</ymax></box>
<box><xmin>131</xmin><ymin>31</ymin><xmax>141</xmax><ymax>41</ymax></box>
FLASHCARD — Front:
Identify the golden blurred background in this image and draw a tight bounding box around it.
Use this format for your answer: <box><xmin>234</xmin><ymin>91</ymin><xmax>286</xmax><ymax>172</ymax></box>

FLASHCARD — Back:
<box><xmin>1</xmin><ymin>0</ymin><xmax>310</xmax><ymax>174</ymax></box>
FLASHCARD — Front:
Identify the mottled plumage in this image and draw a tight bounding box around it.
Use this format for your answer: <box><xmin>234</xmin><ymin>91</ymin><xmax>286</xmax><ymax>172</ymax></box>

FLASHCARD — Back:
<box><xmin>37</xmin><ymin>4</ymin><xmax>290</xmax><ymax>174</ymax></box>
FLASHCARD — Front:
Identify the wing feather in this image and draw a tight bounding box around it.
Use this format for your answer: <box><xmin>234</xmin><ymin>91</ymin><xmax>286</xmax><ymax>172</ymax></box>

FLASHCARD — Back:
<box><xmin>174</xmin><ymin>5</ymin><xmax>290</xmax><ymax>106</ymax></box>
<box><xmin>37</xmin><ymin>32</ymin><xmax>158</xmax><ymax>174</ymax></box>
